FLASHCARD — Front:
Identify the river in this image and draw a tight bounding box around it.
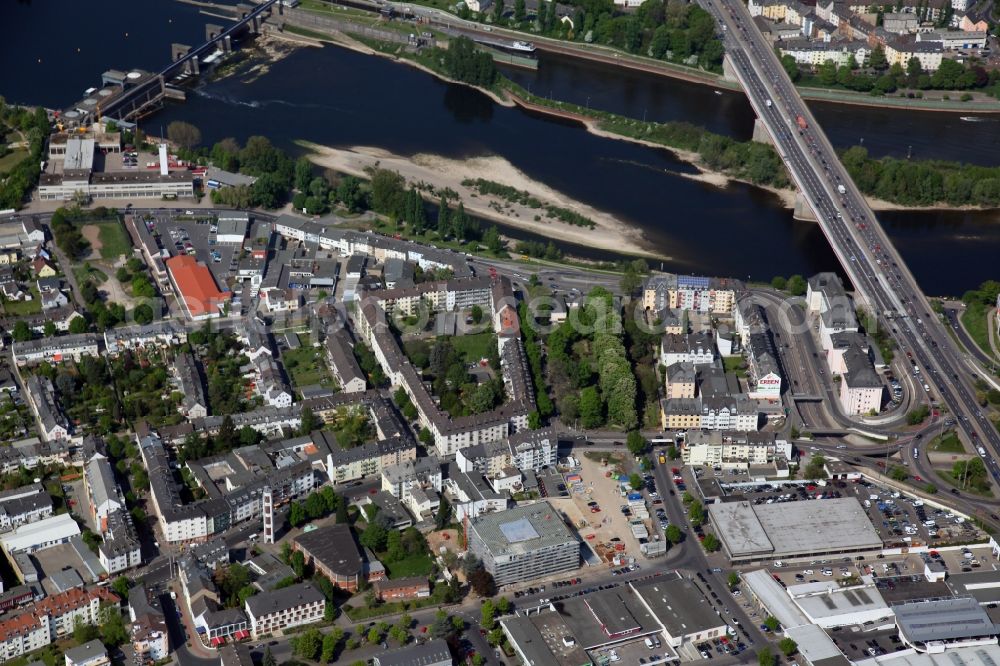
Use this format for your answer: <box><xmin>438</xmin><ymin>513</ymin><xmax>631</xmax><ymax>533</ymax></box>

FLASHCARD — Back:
<box><xmin>1</xmin><ymin>0</ymin><xmax>998</xmax><ymax>295</ymax></box>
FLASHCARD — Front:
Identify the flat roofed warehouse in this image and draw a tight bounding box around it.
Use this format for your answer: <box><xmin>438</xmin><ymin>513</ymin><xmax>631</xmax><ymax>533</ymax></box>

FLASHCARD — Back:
<box><xmin>166</xmin><ymin>254</ymin><xmax>231</xmax><ymax>320</ymax></box>
<box><xmin>707</xmin><ymin>497</ymin><xmax>882</xmax><ymax>563</ymax></box>
<box><xmin>894</xmin><ymin>597</ymin><xmax>1000</xmax><ymax>649</ymax></box>
<box><xmin>630</xmin><ymin>573</ymin><xmax>729</xmax><ymax>647</ymax></box>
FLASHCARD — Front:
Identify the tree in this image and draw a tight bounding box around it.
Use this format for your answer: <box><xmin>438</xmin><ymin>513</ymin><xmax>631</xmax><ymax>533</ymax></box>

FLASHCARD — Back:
<box><xmin>291</xmin><ymin>549</ymin><xmax>306</xmax><ymax>579</ymax></box>
<box><xmin>907</xmin><ymin>56</ymin><xmax>923</xmax><ymax>76</ymax></box>
<box><xmin>626</xmin><ymin>430</ymin><xmax>646</xmax><ymax>457</ymax></box>
<box><xmin>514</xmin><ymin>0</ymin><xmax>526</xmax><ymax>23</ymax></box>
<box><xmin>869</xmin><ymin>45</ymin><xmax>888</xmax><ymax>70</ymax></box>
<box><xmin>360</xmin><ymin>520</ymin><xmax>389</xmax><ymax>552</ymax></box>
<box><xmin>629</xmin><ymin>473</ymin><xmax>644</xmax><ymax>490</ymax></box>
<box><xmin>483</xmin><ymin>225</ymin><xmax>503</xmax><ymax>253</ymax></box>
<box><xmin>764</xmin><ymin>616</ymin><xmax>781</xmax><ymax>632</ymax></box>
<box><xmin>322</xmin><ymin>632</ymin><xmax>338</xmax><ymax>661</ymax></box>
<box><xmin>289</xmin><ymin>501</ymin><xmax>306</xmax><ymax>528</ymax></box>
<box><xmin>779</xmin><ymin>638</ymin><xmax>798</xmax><ymax>656</ymax></box>
<box><xmin>43</xmin><ymin>320</ymin><xmax>56</xmax><ymax>337</ymax></box>
<box><xmin>435</xmin><ymin>496</ymin><xmax>452</xmax><ymax>529</ymax></box>
<box><xmin>133</xmin><ymin>303</ymin><xmax>154</xmax><ymax>325</ymax></box>
<box><xmin>469</xmin><ymin>567</ymin><xmax>497</xmax><ymax>597</ymax></box>
<box><xmin>889</xmin><ymin>465</ymin><xmax>908</xmax><ymax>481</ymax></box>
<box><xmin>482</xmin><ymin>599</ymin><xmax>496</xmax><ymax>629</ymax></box>
<box><xmin>727</xmin><ymin>572</ymin><xmax>740</xmax><ymax>589</ymax></box>
<box><xmin>780</xmin><ymin>54</ymin><xmax>800</xmax><ymax>81</ymax></box>
<box><xmin>167</xmin><ymin>121</ymin><xmax>201</xmax><ymax>149</ymax></box>
<box><xmin>492</xmin><ymin>0</ymin><xmax>505</xmax><ymax>23</ymax></box>
<box><xmin>100</xmin><ymin>606</ymin><xmax>129</xmax><ymax>647</ymax></box>
<box><xmin>294</xmin><ymin>157</ymin><xmax>313</xmax><ymax>191</ymax></box>
<box><xmin>299</xmin><ymin>405</ymin><xmax>320</xmax><ymax>435</ymax></box>
<box><xmin>110</xmin><ymin>576</ymin><xmax>131</xmax><ymax>599</ymax></box>
<box><xmin>12</xmin><ymin>320</ymin><xmax>31</xmax><ymax>342</ymax></box>
<box><xmin>665</xmin><ymin>524</ymin><xmax>683</xmax><ymax>544</ymax></box>
<box><xmin>579</xmin><ymin>386</ymin><xmax>603</xmax><ymax>428</ymax></box>
<box><xmin>758</xmin><ymin>646</ymin><xmax>776</xmax><ymax>666</ymax></box>
<box><xmin>770</xmin><ymin>276</ymin><xmax>787</xmax><ymax>290</ymax></box>
<box><xmin>292</xmin><ymin>628</ymin><xmax>322</xmax><ymax>660</ymax></box>
<box><xmin>702</xmin><ymin>533</ymin><xmax>720</xmax><ymax>552</ymax></box>
<box><xmin>263</xmin><ymin>647</ymin><xmax>277</xmax><ymax>666</ymax></box>
<box><xmin>786</xmin><ymin>274</ymin><xmax>807</xmax><ymax>296</ymax></box>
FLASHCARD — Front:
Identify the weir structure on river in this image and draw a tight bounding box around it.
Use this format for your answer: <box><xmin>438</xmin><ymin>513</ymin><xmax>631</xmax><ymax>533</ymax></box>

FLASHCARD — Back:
<box><xmin>57</xmin><ymin>0</ymin><xmax>282</xmax><ymax>128</ymax></box>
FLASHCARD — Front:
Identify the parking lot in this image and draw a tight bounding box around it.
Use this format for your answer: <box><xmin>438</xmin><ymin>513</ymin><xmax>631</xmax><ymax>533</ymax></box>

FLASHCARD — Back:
<box><xmin>849</xmin><ymin>478</ymin><xmax>984</xmax><ymax>546</ymax></box>
<box><xmin>829</xmin><ymin>626</ymin><xmax>902</xmax><ymax>661</ymax></box>
<box><xmin>141</xmin><ymin>214</ymin><xmax>241</xmax><ymax>283</ymax></box>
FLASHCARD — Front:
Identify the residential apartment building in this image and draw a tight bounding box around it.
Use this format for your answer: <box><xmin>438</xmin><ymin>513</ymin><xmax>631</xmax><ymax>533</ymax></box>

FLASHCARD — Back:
<box><xmin>174</xmin><ymin>353</ymin><xmax>208</xmax><ymax>419</ymax></box>
<box><xmin>128</xmin><ymin>585</ymin><xmax>169</xmax><ymax>663</ymax></box>
<box><xmin>779</xmin><ymin>39</ymin><xmax>870</xmax><ymax>66</ymax></box>
<box><xmin>24</xmin><ymin>375</ymin><xmax>69</xmax><ymax>441</ymax></box>
<box><xmin>84</xmin><ymin>455</ymin><xmax>122</xmax><ymax>533</ymax></box>
<box><xmin>839</xmin><ymin>345</ymin><xmax>883</xmax><ymax>415</ymax></box>
<box><xmin>381</xmin><ymin>457</ymin><xmax>443</xmax><ymax>519</ymax></box>
<box><xmin>455</xmin><ymin>428</ymin><xmax>557</xmax><ymax>479</ymax></box>
<box><xmin>664</xmin><ymin>362</ymin><xmax>697</xmax><ymax>399</ymax></box>
<box><xmin>643</xmin><ymin>275</ymin><xmax>737</xmax><ymax>315</ymax></box>
<box><xmin>245</xmin><ymin>583</ymin><xmax>325</xmax><ymax>638</ymax></box>
<box><xmin>0</xmin><ymin>484</ymin><xmax>53</xmax><ymax>533</ymax></box>
<box><xmin>11</xmin><ymin>333</ymin><xmax>101</xmax><ymax>366</ymax></box>
<box><xmin>660</xmin><ymin>332</ymin><xmax>716</xmax><ymax>367</ymax></box>
<box><xmin>325</xmin><ymin>437</ymin><xmax>417</xmax><ymax>485</ymax></box>
<box><xmin>660</xmin><ymin>396</ymin><xmax>758</xmax><ymax>432</ymax></box>
<box><xmin>104</xmin><ymin>320</ymin><xmax>188</xmax><ymax>356</ymax></box>
<box><xmin>98</xmin><ymin>509</ymin><xmax>142</xmax><ymax>574</ymax></box>
<box><xmin>324</xmin><ymin>327</ymin><xmax>367</xmax><ymax>393</ymax></box>
<box><xmin>356</xmin><ymin>293</ymin><xmax>532</xmax><ymax>458</ymax></box>
<box><xmin>683</xmin><ymin>430</ymin><xmax>793</xmax><ymax>466</ymax></box>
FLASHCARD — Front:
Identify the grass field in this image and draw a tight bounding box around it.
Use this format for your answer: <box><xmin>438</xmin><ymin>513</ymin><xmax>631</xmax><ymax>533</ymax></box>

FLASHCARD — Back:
<box><xmin>723</xmin><ymin>356</ymin><xmax>748</xmax><ymax>377</ymax></box>
<box><xmin>939</xmin><ymin>470</ymin><xmax>994</xmax><ymax>497</ymax></box>
<box><xmin>933</xmin><ymin>431</ymin><xmax>965</xmax><ymax>453</ymax></box>
<box><xmin>961</xmin><ymin>303</ymin><xmax>996</xmax><ymax>360</ymax></box>
<box><xmin>73</xmin><ymin>263</ymin><xmax>108</xmax><ymax>287</ymax></box>
<box><xmin>384</xmin><ymin>552</ymin><xmax>434</xmax><ymax>579</ymax></box>
<box><xmin>93</xmin><ymin>221</ymin><xmax>131</xmax><ymax>260</ymax></box>
<box><xmin>450</xmin><ymin>331</ymin><xmax>495</xmax><ymax>365</ymax></box>
<box><xmin>1</xmin><ymin>286</ymin><xmax>41</xmax><ymax>316</ymax></box>
<box><xmin>0</xmin><ymin>149</ymin><xmax>27</xmax><ymax>176</ymax></box>
<box><xmin>281</xmin><ymin>345</ymin><xmax>335</xmax><ymax>388</ymax></box>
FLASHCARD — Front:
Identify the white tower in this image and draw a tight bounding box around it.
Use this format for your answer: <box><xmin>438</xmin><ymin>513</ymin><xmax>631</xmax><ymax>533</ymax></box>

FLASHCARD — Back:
<box><xmin>262</xmin><ymin>486</ymin><xmax>275</xmax><ymax>545</ymax></box>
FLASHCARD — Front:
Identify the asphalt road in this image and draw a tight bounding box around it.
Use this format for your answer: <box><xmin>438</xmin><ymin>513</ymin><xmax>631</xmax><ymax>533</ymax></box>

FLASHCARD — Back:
<box><xmin>701</xmin><ymin>0</ymin><xmax>1000</xmax><ymax>516</ymax></box>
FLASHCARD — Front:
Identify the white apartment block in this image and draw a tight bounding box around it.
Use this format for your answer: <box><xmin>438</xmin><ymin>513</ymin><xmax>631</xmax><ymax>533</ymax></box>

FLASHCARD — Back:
<box><xmin>245</xmin><ymin>583</ymin><xmax>325</xmax><ymax>638</ymax></box>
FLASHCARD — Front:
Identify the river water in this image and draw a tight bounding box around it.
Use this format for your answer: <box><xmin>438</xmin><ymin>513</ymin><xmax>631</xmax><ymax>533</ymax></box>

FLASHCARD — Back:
<box><xmin>2</xmin><ymin>0</ymin><xmax>998</xmax><ymax>294</ymax></box>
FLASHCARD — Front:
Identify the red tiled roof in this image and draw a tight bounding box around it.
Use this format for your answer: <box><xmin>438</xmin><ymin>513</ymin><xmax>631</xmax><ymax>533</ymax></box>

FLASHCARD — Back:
<box><xmin>166</xmin><ymin>254</ymin><xmax>230</xmax><ymax>318</ymax></box>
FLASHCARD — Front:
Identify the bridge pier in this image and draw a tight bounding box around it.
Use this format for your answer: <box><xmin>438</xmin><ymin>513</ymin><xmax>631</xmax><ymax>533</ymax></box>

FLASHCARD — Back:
<box><xmin>792</xmin><ymin>191</ymin><xmax>818</xmax><ymax>223</ymax></box>
<box><xmin>205</xmin><ymin>24</ymin><xmax>232</xmax><ymax>53</ymax></box>
<box><xmin>752</xmin><ymin>117</ymin><xmax>773</xmax><ymax>146</ymax></box>
<box><xmin>722</xmin><ymin>54</ymin><xmax>740</xmax><ymax>83</ymax></box>
<box><xmin>171</xmin><ymin>43</ymin><xmax>199</xmax><ymax>76</ymax></box>
<box><xmin>238</xmin><ymin>4</ymin><xmax>261</xmax><ymax>34</ymax></box>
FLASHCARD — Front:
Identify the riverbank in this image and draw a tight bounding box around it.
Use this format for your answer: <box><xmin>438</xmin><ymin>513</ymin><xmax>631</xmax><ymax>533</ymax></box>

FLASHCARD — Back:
<box><xmin>385</xmin><ymin>0</ymin><xmax>1000</xmax><ymax>114</ymax></box>
<box><xmin>298</xmin><ymin>142</ymin><xmax>667</xmax><ymax>259</ymax></box>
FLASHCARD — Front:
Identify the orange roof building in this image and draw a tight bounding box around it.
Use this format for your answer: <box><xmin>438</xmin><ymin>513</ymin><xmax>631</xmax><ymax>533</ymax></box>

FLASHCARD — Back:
<box><xmin>166</xmin><ymin>254</ymin><xmax>230</xmax><ymax>320</ymax></box>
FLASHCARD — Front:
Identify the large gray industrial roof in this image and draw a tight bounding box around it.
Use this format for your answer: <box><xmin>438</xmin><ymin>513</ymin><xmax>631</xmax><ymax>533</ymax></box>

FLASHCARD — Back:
<box><xmin>895</xmin><ymin>597</ymin><xmax>1000</xmax><ymax>645</ymax></box>
<box><xmin>631</xmin><ymin>573</ymin><xmax>727</xmax><ymax>638</ymax></box>
<box><xmin>708</xmin><ymin>498</ymin><xmax>882</xmax><ymax>559</ymax></box>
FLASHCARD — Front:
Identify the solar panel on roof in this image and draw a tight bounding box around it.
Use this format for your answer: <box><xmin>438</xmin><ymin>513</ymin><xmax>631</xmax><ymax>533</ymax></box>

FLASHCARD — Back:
<box><xmin>842</xmin><ymin>590</ymin><xmax>861</xmax><ymax>607</ymax></box>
